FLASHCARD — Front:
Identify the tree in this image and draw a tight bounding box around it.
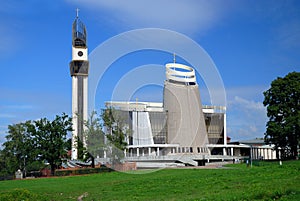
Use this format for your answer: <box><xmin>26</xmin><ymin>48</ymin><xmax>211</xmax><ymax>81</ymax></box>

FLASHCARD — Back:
<box><xmin>30</xmin><ymin>113</ymin><xmax>72</xmax><ymax>175</ymax></box>
<box><xmin>263</xmin><ymin>71</ymin><xmax>300</xmax><ymax>159</ymax></box>
<box><xmin>101</xmin><ymin>107</ymin><xmax>129</xmax><ymax>150</ymax></box>
<box><xmin>0</xmin><ymin>121</ymin><xmax>39</xmax><ymax>177</ymax></box>
<box><xmin>85</xmin><ymin>111</ymin><xmax>105</xmax><ymax>159</ymax></box>
<box><xmin>0</xmin><ymin>113</ymin><xmax>72</xmax><ymax>177</ymax></box>
<box><xmin>101</xmin><ymin>107</ymin><xmax>130</xmax><ymax>165</ymax></box>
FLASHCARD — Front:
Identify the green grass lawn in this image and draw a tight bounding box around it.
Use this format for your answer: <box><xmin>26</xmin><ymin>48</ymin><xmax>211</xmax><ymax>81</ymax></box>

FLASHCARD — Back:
<box><xmin>0</xmin><ymin>160</ymin><xmax>299</xmax><ymax>201</ymax></box>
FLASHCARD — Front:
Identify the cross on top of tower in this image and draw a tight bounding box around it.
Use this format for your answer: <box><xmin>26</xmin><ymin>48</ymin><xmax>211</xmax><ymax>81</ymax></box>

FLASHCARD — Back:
<box><xmin>76</xmin><ymin>8</ymin><xmax>79</xmax><ymax>18</ymax></box>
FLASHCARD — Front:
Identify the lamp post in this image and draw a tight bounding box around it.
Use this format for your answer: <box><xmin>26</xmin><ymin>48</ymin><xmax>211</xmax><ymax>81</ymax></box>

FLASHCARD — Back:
<box><xmin>250</xmin><ymin>145</ymin><xmax>253</xmax><ymax>168</ymax></box>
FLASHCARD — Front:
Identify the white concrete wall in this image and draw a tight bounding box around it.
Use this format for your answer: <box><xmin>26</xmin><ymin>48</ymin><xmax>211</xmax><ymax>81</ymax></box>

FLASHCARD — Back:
<box><xmin>132</xmin><ymin>111</ymin><xmax>154</xmax><ymax>145</ymax></box>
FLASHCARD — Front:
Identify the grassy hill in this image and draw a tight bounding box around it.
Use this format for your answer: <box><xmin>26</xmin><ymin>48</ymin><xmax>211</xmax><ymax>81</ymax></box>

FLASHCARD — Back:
<box><xmin>0</xmin><ymin>160</ymin><xmax>299</xmax><ymax>200</ymax></box>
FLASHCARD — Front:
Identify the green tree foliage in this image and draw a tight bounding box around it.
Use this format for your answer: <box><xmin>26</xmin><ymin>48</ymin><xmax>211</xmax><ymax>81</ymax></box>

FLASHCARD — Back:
<box><xmin>101</xmin><ymin>107</ymin><xmax>129</xmax><ymax>165</ymax></box>
<box><xmin>29</xmin><ymin>113</ymin><xmax>72</xmax><ymax>175</ymax></box>
<box><xmin>0</xmin><ymin>113</ymin><xmax>72</xmax><ymax>177</ymax></box>
<box><xmin>263</xmin><ymin>71</ymin><xmax>300</xmax><ymax>159</ymax></box>
<box><xmin>101</xmin><ymin>107</ymin><xmax>128</xmax><ymax>151</ymax></box>
<box><xmin>84</xmin><ymin>111</ymin><xmax>105</xmax><ymax>159</ymax></box>
<box><xmin>76</xmin><ymin>136</ymin><xmax>87</xmax><ymax>160</ymax></box>
<box><xmin>66</xmin><ymin>138</ymin><xmax>72</xmax><ymax>153</ymax></box>
<box><xmin>0</xmin><ymin>121</ymin><xmax>39</xmax><ymax>177</ymax></box>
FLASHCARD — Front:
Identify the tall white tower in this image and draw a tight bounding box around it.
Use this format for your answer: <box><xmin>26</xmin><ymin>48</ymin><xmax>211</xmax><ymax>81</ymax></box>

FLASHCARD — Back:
<box><xmin>70</xmin><ymin>10</ymin><xmax>89</xmax><ymax>160</ymax></box>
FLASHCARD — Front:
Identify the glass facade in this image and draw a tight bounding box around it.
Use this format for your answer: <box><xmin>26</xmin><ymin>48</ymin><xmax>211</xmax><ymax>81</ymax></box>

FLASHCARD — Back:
<box><xmin>149</xmin><ymin>112</ymin><xmax>168</xmax><ymax>144</ymax></box>
<box><xmin>123</xmin><ymin>111</ymin><xmax>168</xmax><ymax>145</ymax></box>
<box><xmin>204</xmin><ymin>113</ymin><xmax>224</xmax><ymax>144</ymax></box>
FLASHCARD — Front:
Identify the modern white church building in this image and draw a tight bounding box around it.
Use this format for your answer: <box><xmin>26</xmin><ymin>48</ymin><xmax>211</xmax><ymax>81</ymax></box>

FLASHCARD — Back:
<box><xmin>104</xmin><ymin>62</ymin><xmax>276</xmax><ymax>168</ymax></box>
<box><xmin>69</xmin><ymin>12</ymin><xmax>276</xmax><ymax>168</ymax></box>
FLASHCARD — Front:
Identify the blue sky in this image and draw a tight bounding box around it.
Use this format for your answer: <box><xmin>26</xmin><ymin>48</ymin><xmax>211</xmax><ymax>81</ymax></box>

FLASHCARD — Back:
<box><xmin>0</xmin><ymin>0</ymin><xmax>299</xmax><ymax>145</ymax></box>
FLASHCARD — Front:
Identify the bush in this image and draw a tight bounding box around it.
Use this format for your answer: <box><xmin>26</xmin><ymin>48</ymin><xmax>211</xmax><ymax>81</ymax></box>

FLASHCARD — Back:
<box><xmin>0</xmin><ymin>188</ymin><xmax>45</xmax><ymax>201</ymax></box>
<box><xmin>54</xmin><ymin>166</ymin><xmax>113</xmax><ymax>176</ymax></box>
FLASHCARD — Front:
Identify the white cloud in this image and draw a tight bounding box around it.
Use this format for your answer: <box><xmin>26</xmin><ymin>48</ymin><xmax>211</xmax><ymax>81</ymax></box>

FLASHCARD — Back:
<box><xmin>226</xmin><ymin>95</ymin><xmax>268</xmax><ymax>141</ymax></box>
<box><xmin>226</xmin><ymin>85</ymin><xmax>269</xmax><ymax>102</ymax></box>
<box><xmin>176</xmin><ymin>84</ymin><xmax>269</xmax><ymax>140</ymax></box>
<box><xmin>200</xmin><ymin>84</ymin><xmax>269</xmax><ymax>140</ymax></box>
<box><xmin>67</xmin><ymin>0</ymin><xmax>236</xmax><ymax>34</ymax></box>
<box><xmin>233</xmin><ymin>96</ymin><xmax>265</xmax><ymax>111</ymax></box>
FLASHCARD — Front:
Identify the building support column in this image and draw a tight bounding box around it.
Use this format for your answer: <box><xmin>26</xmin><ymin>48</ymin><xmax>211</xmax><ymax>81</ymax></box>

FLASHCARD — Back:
<box><xmin>223</xmin><ymin>147</ymin><xmax>227</xmax><ymax>156</ymax></box>
<box><xmin>224</xmin><ymin>113</ymin><xmax>227</xmax><ymax>145</ymax></box>
<box><xmin>255</xmin><ymin>148</ymin><xmax>258</xmax><ymax>160</ymax></box>
<box><xmin>82</xmin><ymin>76</ymin><xmax>88</xmax><ymax>148</ymax></box>
<box><xmin>207</xmin><ymin>148</ymin><xmax>211</xmax><ymax>155</ymax></box>
<box><xmin>71</xmin><ymin>77</ymin><xmax>78</xmax><ymax>160</ymax></box>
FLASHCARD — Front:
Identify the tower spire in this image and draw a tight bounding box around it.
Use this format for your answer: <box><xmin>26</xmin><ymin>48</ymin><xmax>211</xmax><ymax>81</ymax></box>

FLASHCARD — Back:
<box><xmin>173</xmin><ymin>53</ymin><xmax>176</xmax><ymax>63</ymax></box>
<box><xmin>76</xmin><ymin>8</ymin><xmax>79</xmax><ymax>18</ymax></box>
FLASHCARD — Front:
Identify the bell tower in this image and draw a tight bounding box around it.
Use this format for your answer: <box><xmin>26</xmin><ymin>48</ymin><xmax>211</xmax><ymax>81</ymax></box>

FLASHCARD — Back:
<box><xmin>70</xmin><ymin>9</ymin><xmax>89</xmax><ymax>159</ymax></box>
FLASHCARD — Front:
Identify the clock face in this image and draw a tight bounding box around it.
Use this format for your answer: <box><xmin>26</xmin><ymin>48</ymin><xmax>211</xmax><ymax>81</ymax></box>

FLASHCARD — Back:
<box><xmin>72</xmin><ymin>47</ymin><xmax>87</xmax><ymax>61</ymax></box>
<box><xmin>78</xmin><ymin>51</ymin><xmax>83</xmax><ymax>57</ymax></box>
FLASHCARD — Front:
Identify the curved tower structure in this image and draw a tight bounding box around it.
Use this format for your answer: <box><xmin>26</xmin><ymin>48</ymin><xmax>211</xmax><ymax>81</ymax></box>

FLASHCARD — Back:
<box><xmin>70</xmin><ymin>10</ymin><xmax>89</xmax><ymax>159</ymax></box>
<box><xmin>163</xmin><ymin>63</ymin><xmax>209</xmax><ymax>154</ymax></box>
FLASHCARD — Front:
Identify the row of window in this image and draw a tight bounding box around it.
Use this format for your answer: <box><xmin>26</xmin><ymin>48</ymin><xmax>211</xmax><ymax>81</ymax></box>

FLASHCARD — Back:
<box><xmin>171</xmin><ymin>147</ymin><xmax>209</xmax><ymax>154</ymax></box>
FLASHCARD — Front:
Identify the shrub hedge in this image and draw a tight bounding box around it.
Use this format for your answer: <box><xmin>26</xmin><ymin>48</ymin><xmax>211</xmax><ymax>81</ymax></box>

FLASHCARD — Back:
<box><xmin>54</xmin><ymin>166</ymin><xmax>113</xmax><ymax>176</ymax></box>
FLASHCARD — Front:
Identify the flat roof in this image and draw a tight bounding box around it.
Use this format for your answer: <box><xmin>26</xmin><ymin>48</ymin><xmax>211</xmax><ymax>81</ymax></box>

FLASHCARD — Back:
<box><xmin>105</xmin><ymin>101</ymin><xmax>226</xmax><ymax>113</ymax></box>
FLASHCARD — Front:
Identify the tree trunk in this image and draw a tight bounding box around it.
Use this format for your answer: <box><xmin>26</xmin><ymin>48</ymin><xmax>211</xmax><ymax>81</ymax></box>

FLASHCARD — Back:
<box><xmin>292</xmin><ymin>146</ymin><xmax>298</xmax><ymax>159</ymax></box>
<box><xmin>91</xmin><ymin>156</ymin><xmax>95</xmax><ymax>168</ymax></box>
<box><xmin>50</xmin><ymin>164</ymin><xmax>56</xmax><ymax>176</ymax></box>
